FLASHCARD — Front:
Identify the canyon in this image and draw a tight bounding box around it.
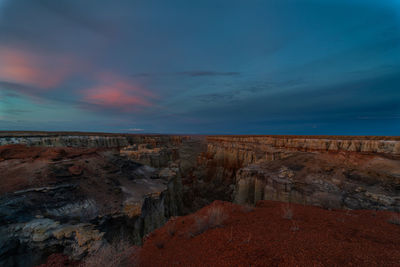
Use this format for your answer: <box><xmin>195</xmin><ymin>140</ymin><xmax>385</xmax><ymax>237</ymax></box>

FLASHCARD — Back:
<box><xmin>0</xmin><ymin>132</ymin><xmax>399</xmax><ymax>266</ymax></box>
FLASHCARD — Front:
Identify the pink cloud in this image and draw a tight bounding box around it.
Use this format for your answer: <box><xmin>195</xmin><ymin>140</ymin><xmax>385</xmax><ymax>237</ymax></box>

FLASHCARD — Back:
<box><xmin>83</xmin><ymin>75</ymin><xmax>156</xmax><ymax>112</ymax></box>
<box><xmin>96</xmin><ymin>72</ymin><xmax>156</xmax><ymax>98</ymax></box>
<box><xmin>0</xmin><ymin>46</ymin><xmax>74</xmax><ymax>89</ymax></box>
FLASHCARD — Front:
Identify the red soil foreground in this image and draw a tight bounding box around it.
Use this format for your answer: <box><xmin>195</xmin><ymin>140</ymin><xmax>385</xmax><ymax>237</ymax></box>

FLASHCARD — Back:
<box><xmin>138</xmin><ymin>201</ymin><xmax>400</xmax><ymax>267</ymax></box>
<box><xmin>37</xmin><ymin>200</ymin><xmax>400</xmax><ymax>267</ymax></box>
<box><xmin>38</xmin><ymin>200</ymin><xmax>400</xmax><ymax>266</ymax></box>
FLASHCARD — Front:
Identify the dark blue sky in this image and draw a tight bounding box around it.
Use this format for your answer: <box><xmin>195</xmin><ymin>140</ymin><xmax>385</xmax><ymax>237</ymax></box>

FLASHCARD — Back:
<box><xmin>0</xmin><ymin>0</ymin><xmax>399</xmax><ymax>134</ymax></box>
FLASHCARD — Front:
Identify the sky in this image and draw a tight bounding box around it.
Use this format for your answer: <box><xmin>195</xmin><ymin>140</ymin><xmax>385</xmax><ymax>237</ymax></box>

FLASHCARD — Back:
<box><xmin>0</xmin><ymin>0</ymin><xmax>399</xmax><ymax>135</ymax></box>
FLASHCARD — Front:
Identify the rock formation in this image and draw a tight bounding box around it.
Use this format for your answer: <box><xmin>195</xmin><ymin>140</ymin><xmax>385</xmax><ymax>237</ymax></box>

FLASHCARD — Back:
<box><xmin>189</xmin><ymin>135</ymin><xmax>400</xmax><ymax>211</ymax></box>
<box><xmin>0</xmin><ymin>133</ymin><xmax>399</xmax><ymax>266</ymax></box>
<box><xmin>0</xmin><ymin>136</ymin><xmax>189</xmax><ymax>267</ymax></box>
<box><xmin>233</xmin><ymin>152</ymin><xmax>400</xmax><ymax>211</ymax></box>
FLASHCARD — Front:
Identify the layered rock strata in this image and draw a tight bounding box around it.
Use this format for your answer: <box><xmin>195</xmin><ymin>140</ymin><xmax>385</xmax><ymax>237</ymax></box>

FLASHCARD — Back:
<box><xmin>233</xmin><ymin>152</ymin><xmax>400</xmax><ymax>211</ymax></box>
<box><xmin>194</xmin><ymin>136</ymin><xmax>400</xmax><ymax>211</ymax></box>
<box><xmin>0</xmin><ymin>132</ymin><xmax>188</xmax><ymax>149</ymax></box>
<box><xmin>0</xmin><ymin>142</ymin><xmax>187</xmax><ymax>267</ymax></box>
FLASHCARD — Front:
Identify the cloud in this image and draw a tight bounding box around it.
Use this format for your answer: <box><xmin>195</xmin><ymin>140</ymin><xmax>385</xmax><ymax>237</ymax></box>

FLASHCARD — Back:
<box><xmin>196</xmin><ymin>92</ymin><xmax>235</xmax><ymax>103</ymax></box>
<box><xmin>357</xmin><ymin>115</ymin><xmax>400</xmax><ymax>120</ymax></box>
<box><xmin>0</xmin><ymin>45</ymin><xmax>156</xmax><ymax>115</ymax></box>
<box><xmin>0</xmin><ymin>80</ymin><xmax>36</xmax><ymax>95</ymax></box>
<box><xmin>38</xmin><ymin>0</ymin><xmax>115</xmax><ymax>38</ymax></box>
<box><xmin>132</xmin><ymin>71</ymin><xmax>241</xmax><ymax>78</ymax></box>
<box><xmin>82</xmin><ymin>73</ymin><xmax>156</xmax><ymax>112</ymax></box>
<box><xmin>178</xmin><ymin>71</ymin><xmax>240</xmax><ymax>77</ymax></box>
<box><xmin>83</xmin><ymin>84</ymin><xmax>150</xmax><ymax>111</ymax></box>
<box><xmin>2</xmin><ymin>108</ymin><xmax>29</xmax><ymax>115</ymax></box>
<box><xmin>195</xmin><ymin>78</ymin><xmax>306</xmax><ymax>104</ymax></box>
<box><xmin>0</xmin><ymin>46</ymin><xmax>75</xmax><ymax>90</ymax></box>
<box><xmin>126</xmin><ymin>128</ymin><xmax>144</xmax><ymax>132</ymax></box>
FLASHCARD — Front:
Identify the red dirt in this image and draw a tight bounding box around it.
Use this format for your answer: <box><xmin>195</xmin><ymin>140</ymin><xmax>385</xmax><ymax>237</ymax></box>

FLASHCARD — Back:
<box><xmin>138</xmin><ymin>200</ymin><xmax>400</xmax><ymax>267</ymax></box>
<box><xmin>0</xmin><ymin>145</ymin><xmax>111</xmax><ymax>193</ymax></box>
<box><xmin>0</xmin><ymin>144</ymin><xmax>99</xmax><ymax>161</ymax></box>
<box><xmin>36</xmin><ymin>254</ymin><xmax>78</xmax><ymax>267</ymax></box>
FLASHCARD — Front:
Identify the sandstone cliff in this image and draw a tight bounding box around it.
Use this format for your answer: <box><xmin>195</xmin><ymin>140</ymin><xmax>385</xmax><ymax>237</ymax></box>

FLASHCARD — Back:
<box><xmin>189</xmin><ymin>136</ymin><xmax>400</xmax><ymax>211</ymax></box>
<box><xmin>234</xmin><ymin>152</ymin><xmax>400</xmax><ymax>211</ymax></box>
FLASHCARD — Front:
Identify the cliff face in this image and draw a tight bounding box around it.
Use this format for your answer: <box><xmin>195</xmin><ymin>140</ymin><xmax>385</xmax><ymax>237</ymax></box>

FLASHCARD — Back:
<box><xmin>234</xmin><ymin>152</ymin><xmax>400</xmax><ymax>211</ymax></box>
<box><xmin>205</xmin><ymin>136</ymin><xmax>400</xmax><ymax>165</ymax></box>
<box><xmin>0</xmin><ymin>135</ymin><xmax>129</xmax><ymax>147</ymax></box>
<box><xmin>199</xmin><ymin>136</ymin><xmax>400</xmax><ymax>180</ymax></box>
<box><xmin>0</xmin><ymin>133</ymin><xmax>189</xmax><ymax>149</ymax></box>
<box><xmin>120</xmin><ymin>137</ymin><xmax>185</xmax><ymax>168</ymax></box>
<box><xmin>0</xmin><ymin>141</ymin><xmax>187</xmax><ymax>267</ymax></box>
<box><xmin>0</xmin><ymin>133</ymin><xmax>204</xmax><ymax>267</ymax></box>
<box><xmin>193</xmin><ymin>136</ymin><xmax>400</xmax><ymax>211</ymax></box>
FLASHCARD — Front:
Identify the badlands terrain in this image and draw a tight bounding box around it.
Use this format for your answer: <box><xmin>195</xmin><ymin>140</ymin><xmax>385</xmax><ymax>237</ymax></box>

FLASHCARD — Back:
<box><xmin>0</xmin><ymin>132</ymin><xmax>399</xmax><ymax>266</ymax></box>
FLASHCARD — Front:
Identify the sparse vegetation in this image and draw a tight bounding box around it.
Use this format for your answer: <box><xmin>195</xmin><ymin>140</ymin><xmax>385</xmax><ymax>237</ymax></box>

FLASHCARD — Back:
<box><xmin>155</xmin><ymin>240</ymin><xmax>165</xmax><ymax>249</ymax></box>
<box><xmin>189</xmin><ymin>215</ymin><xmax>208</xmax><ymax>237</ymax></box>
<box><xmin>282</xmin><ymin>204</ymin><xmax>293</xmax><ymax>219</ymax></box>
<box><xmin>81</xmin><ymin>240</ymin><xmax>137</xmax><ymax>267</ymax></box>
<box><xmin>189</xmin><ymin>205</ymin><xmax>228</xmax><ymax>237</ymax></box>
<box><xmin>228</xmin><ymin>226</ymin><xmax>233</xmax><ymax>242</ymax></box>
<box><xmin>291</xmin><ymin>221</ymin><xmax>300</xmax><ymax>231</ymax></box>
<box><xmin>241</xmin><ymin>233</ymin><xmax>252</xmax><ymax>244</ymax></box>
<box><xmin>167</xmin><ymin>219</ymin><xmax>177</xmax><ymax>236</ymax></box>
<box><xmin>388</xmin><ymin>213</ymin><xmax>400</xmax><ymax>226</ymax></box>
<box><xmin>208</xmin><ymin>205</ymin><xmax>228</xmax><ymax>227</ymax></box>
